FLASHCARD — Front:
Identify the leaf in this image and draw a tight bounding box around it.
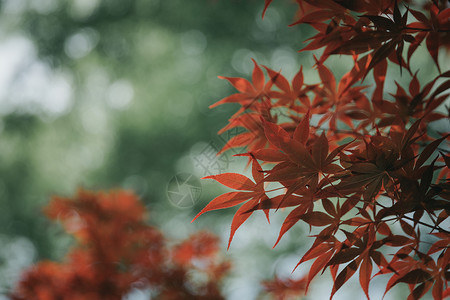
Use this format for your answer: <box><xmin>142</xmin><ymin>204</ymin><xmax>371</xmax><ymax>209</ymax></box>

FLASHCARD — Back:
<box><xmin>317</xmin><ymin>63</ymin><xmax>336</xmax><ymax>93</ymax></box>
<box><xmin>212</xmin><ymin>59</ymin><xmax>272</xmax><ymax>111</ymax></box>
<box><xmin>327</xmin><ymin>247</ymin><xmax>363</xmax><ymax>266</ymax></box>
<box><xmin>218</xmin><ymin>132</ymin><xmax>255</xmax><ymax>155</ymax></box>
<box><xmin>218</xmin><ymin>76</ymin><xmax>253</xmax><ymax>94</ymax></box>
<box><xmin>399</xmin><ymin>220</ymin><xmax>415</xmax><ymax>237</ymax></box>
<box><xmin>228</xmin><ymin>200</ymin><xmax>257</xmax><ymax>249</ymax></box>
<box><xmin>414</xmin><ymin>134</ymin><xmax>450</xmax><ymax>169</ymax></box>
<box><xmin>252</xmin><ymin>58</ymin><xmax>265</xmax><ymax>91</ymax></box>
<box><xmin>432</xmin><ymin>277</ymin><xmax>443</xmax><ymax>300</ymax></box>
<box><xmin>325</xmin><ymin>140</ymin><xmax>354</xmax><ymax>166</ymax></box>
<box><xmin>359</xmin><ymin>257</ymin><xmax>373</xmax><ymax>300</ymax></box>
<box><xmin>203</xmin><ymin>173</ymin><xmax>255</xmax><ymax>190</ymax></box>
<box><xmin>245</xmin><ymin>194</ymin><xmax>303</xmax><ymax>213</ymax></box>
<box><xmin>322</xmin><ymin>198</ymin><xmax>336</xmax><ymax>217</ymax></box>
<box><xmin>393</xmin><ymin>0</ymin><xmax>401</xmax><ymax>25</ymax></box>
<box><xmin>264</xmin><ymin>66</ymin><xmax>290</xmax><ymax>93</ymax></box>
<box><xmin>300</xmin><ymin>242</ymin><xmax>334</xmax><ymax>265</ymax></box>
<box><xmin>274</xmin><ymin>204</ymin><xmax>310</xmax><ymax>247</ymax></box>
<box><xmin>363</xmin><ymin>177</ymin><xmax>383</xmax><ymax>202</ymax></box>
<box><xmin>251</xmin><ymin>154</ymin><xmax>264</xmax><ymax>182</ymax></box>
<box><xmin>306</xmin><ymin>249</ymin><xmax>334</xmax><ymax>292</ymax></box>
<box><xmin>381</xmin><ymin>235</ymin><xmax>413</xmax><ymax>247</ymax></box>
<box><xmin>192</xmin><ymin>192</ymin><xmax>251</xmax><ymax>222</ymax></box>
<box><xmin>402</xmin><ymin>118</ymin><xmax>422</xmax><ymax>150</ymax></box>
<box><xmin>373</xmin><ymin>59</ymin><xmax>387</xmax><ymax>99</ymax></box>
<box><xmin>312</xmin><ymin>132</ymin><xmax>329</xmax><ymax>169</ymax></box>
<box><xmin>331</xmin><ymin>260</ymin><xmax>359</xmax><ymax>298</ymax></box>
<box><xmin>410</xmin><ymin>281</ymin><xmax>434</xmax><ymax>300</ymax></box>
<box><xmin>426</xmin><ymin>33</ymin><xmax>441</xmax><ymax>72</ymax></box>
<box><xmin>410</xmin><ymin>9</ymin><xmax>429</xmax><ymax>24</ymax></box>
<box><xmin>252</xmin><ymin>148</ymin><xmax>287</xmax><ymax>162</ymax></box>
<box><xmin>263</xmin><ymin>119</ymin><xmax>291</xmax><ymax>149</ymax></box>
<box><xmin>370</xmin><ymin>251</ymin><xmax>387</xmax><ymax>268</ymax></box>
<box><xmin>293</xmin><ymin>66</ymin><xmax>304</xmax><ymax>93</ymax></box>
<box><xmin>209</xmin><ymin>93</ymin><xmax>249</xmax><ymax>108</ymax></box>
<box><xmin>394</xmin><ymin>269</ymin><xmax>432</xmax><ymax>285</ymax></box>
<box><xmin>262</xmin><ymin>120</ymin><xmax>317</xmax><ymax>170</ymax></box>
<box><xmin>430</xmin><ymin>80</ymin><xmax>450</xmax><ymax>100</ymax></box>
<box><xmin>362</xmin><ymin>15</ymin><xmax>396</xmax><ymax>31</ymax></box>
<box><xmin>302</xmin><ymin>211</ymin><xmax>334</xmax><ymax>227</ymax></box>
<box><xmin>262</xmin><ymin>0</ymin><xmax>273</xmax><ymax>19</ymax></box>
<box><xmin>364</xmin><ymin>41</ymin><xmax>396</xmax><ymax>79</ymax></box>
<box><xmin>195</xmin><ymin>159</ymin><xmax>268</xmax><ymax>248</ymax></box>
<box><xmin>293</xmin><ymin>111</ymin><xmax>310</xmax><ymax>145</ymax></box>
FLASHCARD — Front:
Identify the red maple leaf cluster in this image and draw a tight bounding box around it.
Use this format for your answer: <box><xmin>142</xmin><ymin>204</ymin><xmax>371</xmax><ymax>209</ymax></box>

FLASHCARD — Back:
<box><xmin>196</xmin><ymin>0</ymin><xmax>450</xmax><ymax>299</ymax></box>
<box><xmin>12</xmin><ymin>190</ymin><xmax>230</xmax><ymax>300</ymax></box>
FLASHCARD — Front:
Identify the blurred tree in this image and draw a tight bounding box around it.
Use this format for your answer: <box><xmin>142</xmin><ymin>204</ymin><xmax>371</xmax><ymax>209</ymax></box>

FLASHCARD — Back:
<box><xmin>12</xmin><ymin>189</ymin><xmax>230</xmax><ymax>300</ymax></box>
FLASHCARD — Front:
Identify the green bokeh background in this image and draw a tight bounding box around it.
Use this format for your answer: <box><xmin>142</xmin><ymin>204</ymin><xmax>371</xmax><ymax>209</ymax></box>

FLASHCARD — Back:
<box><xmin>0</xmin><ymin>0</ymin><xmax>437</xmax><ymax>298</ymax></box>
<box><xmin>0</xmin><ymin>1</ymin><xmax>312</xmax><ymax>298</ymax></box>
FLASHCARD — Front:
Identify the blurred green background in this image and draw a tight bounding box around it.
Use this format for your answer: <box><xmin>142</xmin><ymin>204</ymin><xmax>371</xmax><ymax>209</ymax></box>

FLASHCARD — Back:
<box><xmin>0</xmin><ymin>0</ymin><xmax>425</xmax><ymax>299</ymax></box>
<box><xmin>0</xmin><ymin>1</ymin><xmax>312</xmax><ymax>298</ymax></box>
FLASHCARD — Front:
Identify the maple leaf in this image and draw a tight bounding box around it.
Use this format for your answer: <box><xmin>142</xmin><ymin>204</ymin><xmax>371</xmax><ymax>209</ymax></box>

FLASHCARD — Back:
<box><xmin>261</xmin><ymin>116</ymin><xmax>352</xmax><ymax>205</ymax></box>
<box><xmin>264</xmin><ymin>65</ymin><xmax>317</xmax><ymax>109</ymax></box>
<box><xmin>354</xmin><ymin>2</ymin><xmax>414</xmax><ymax>76</ymax></box>
<box><xmin>210</xmin><ymin>59</ymin><xmax>273</xmax><ymax>116</ymax></box>
<box><xmin>313</xmin><ymin>60</ymin><xmax>369</xmax><ymax>131</ymax></box>
<box><xmin>378</xmin><ymin>247</ymin><xmax>449</xmax><ymax>300</ymax></box>
<box><xmin>217</xmin><ymin>112</ymin><xmax>270</xmax><ymax>155</ymax></box>
<box><xmin>196</xmin><ymin>1</ymin><xmax>450</xmax><ymax>299</ymax></box>
<box><xmin>326</xmin><ymin>224</ymin><xmax>396</xmax><ymax>299</ymax></box>
<box><xmin>376</xmin><ymin>73</ymin><xmax>449</xmax><ymax>128</ymax></box>
<box><xmin>193</xmin><ymin>157</ymin><xmax>268</xmax><ymax>249</ymax></box>
<box><xmin>409</xmin><ymin>4</ymin><xmax>450</xmax><ymax>72</ymax></box>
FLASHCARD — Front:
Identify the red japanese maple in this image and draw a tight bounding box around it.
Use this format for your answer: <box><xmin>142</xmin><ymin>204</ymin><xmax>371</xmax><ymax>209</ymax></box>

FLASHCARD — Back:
<box><xmin>12</xmin><ymin>189</ymin><xmax>230</xmax><ymax>300</ymax></box>
<box><xmin>196</xmin><ymin>1</ymin><xmax>450</xmax><ymax>299</ymax></box>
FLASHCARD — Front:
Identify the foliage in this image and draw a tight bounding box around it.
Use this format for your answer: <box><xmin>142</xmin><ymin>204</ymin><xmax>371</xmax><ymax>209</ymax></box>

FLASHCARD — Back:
<box><xmin>195</xmin><ymin>0</ymin><xmax>450</xmax><ymax>299</ymax></box>
<box><xmin>262</xmin><ymin>276</ymin><xmax>308</xmax><ymax>300</ymax></box>
<box><xmin>12</xmin><ymin>190</ymin><xmax>230</xmax><ymax>300</ymax></box>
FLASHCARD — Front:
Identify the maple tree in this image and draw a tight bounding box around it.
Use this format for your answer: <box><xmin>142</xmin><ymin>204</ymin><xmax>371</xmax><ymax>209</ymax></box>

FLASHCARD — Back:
<box><xmin>195</xmin><ymin>0</ymin><xmax>450</xmax><ymax>299</ymax></box>
<box><xmin>12</xmin><ymin>189</ymin><xmax>230</xmax><ymax>300</ymax></box>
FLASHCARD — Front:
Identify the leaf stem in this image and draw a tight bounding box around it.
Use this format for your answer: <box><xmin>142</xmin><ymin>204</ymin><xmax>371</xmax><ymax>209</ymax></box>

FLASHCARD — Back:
<box><xmin>403</xmin><ymin>26</ymin><xmax>450</xmax><ymax>33</ymax></box>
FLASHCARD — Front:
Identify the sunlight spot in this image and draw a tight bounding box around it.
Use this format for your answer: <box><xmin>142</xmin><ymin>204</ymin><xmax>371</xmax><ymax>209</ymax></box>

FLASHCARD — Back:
<box><xmin>0</xmin><ymin>50</ymin><xmax>73</xmax><ymax>117</ymax></box>
<box><xmin>106</xmin><ymin>80</ymin><xmax>134</xmax><ymax>110</ymax></box>
<box><xmin>69</xmin><ymin>0</ymin><xmax>100</xmax><ymax>19</ymax></box>
<box><xmin>123</xmin><ymin>175</ymin><xmax>148</xmax><ymax>197</ymax></box>
<box><xmin>42</xmin><ymin>72</ymin><xmax>73</xmax><ymax>116</ymax></box>
<box><xmin>0</xmin><ymin>235</ymin><xmax>36</xmax><ymax>292</ymax></box>
<box><xmin>0</xmin><ymin>36</ymin><xmax>35</xmax><ymax>109</ymax></box>
<box><xmin>80</xmin><ymin>105</ymin><xmax>107</xmax><ymax>134</ymax></box>
<box><xmin>29</xmin><ymin>0</ymin><xmax>59</xmax><ymax>14</ymax></box>
<box><xmin>255</xmin><ymin>6</ymin><xmax>280</xmax><ymax>32</ymax></box>
<box><xmin>232</xmin><ymin>49</ymin><xmax>257</xmax><ymax>74</ymax></box>
<box><xmin>123</xmin><ymin>287</ymin><xmax>151</xmax><ymax>300</ymax></box>
<box><xmin>2</xmin><ymin>0</ymin><xmax>27</xmax><ymax>15</ymax></box>
<box><xmin>64</xmin><ymin>28</ymin><xmax>99</xmax><ymax>60</ymax></box>
<box><xmin>178</xmin><ymin>57</ymin><xmax>203</xmax><ymax>84</ymax></box>
<box><xmin>181</xmin><ymin>30</ymin><xmax>207</xmax><ymax>56</ymax></box>
<box><xmin>270</xmin><ymin>47</ymin><xmax>297</xmax><ymax>78</ymax></box>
